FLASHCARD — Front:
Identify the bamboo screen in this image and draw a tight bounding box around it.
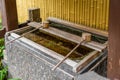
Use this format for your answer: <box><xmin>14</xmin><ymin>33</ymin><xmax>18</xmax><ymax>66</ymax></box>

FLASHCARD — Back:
<box><xmin>16</xmin><ymin>0</ymin><xmax>109</xmax><ymax>31</ymax></box>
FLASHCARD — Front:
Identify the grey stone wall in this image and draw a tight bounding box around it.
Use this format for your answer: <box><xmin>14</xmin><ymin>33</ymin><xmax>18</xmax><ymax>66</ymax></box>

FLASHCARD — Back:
<box><xmin>75</xmin><ymin>71</ymin><xmax>109</xmax><ymax>80</ymax></box>
<box><xmin>6</xmin><ymin>39</ymin><xmax>74</xmax><ymax>80</ymax></box>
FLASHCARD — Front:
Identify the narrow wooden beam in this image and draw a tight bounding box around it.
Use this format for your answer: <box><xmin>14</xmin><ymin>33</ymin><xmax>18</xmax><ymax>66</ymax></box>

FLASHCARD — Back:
<box><xmin>47</xmin><ymin>17</ymin><xmax>108</xmax><ymax>37</ymax></box>
<box><xmin>108</xmin><ymin>0</ymin><xmax>120</xmax><ymax>79</ymax></box>
<box><xmin>1</xmin><ymin>0</ymin><xmax>18</xmax><ymax>31</ymax></box>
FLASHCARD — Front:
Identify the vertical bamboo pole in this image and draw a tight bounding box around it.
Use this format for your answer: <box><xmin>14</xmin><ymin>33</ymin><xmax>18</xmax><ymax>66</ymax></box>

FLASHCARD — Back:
<box><xmin>61</xmin><ymin>0</ymin><xmax>63</xmax><ymax>19</ymax></box>
<box><xmin>57</xmin><ymin>0</ymin><xmax>60</xmax><ymax>19</ymax></box>
<box><xmin>94</xmin><ymin>0</ymin><xmax>97</xmax><ymax>29</ymax></box>
<box><xmin>102</xmin><ymin>0</ymin><xmax>106</xmax><ymax>30</ymax></box>
<box><xmin>79</xmin><ymin>0</ymin><xmax>82</xmax><ymax>24</ymax></box>
<box><xmin>83</xmin><ymin>0</ymin><xmax>85</xmax><ymax>24</ymax></box>
<box><xmin>105</xmin><ymin>0</ymin><xmax>109</xmax><ymax>31</ymax></box>
<box><xmin>100</xmin><ymin>0</ymin><xmax>104</xmax><ymax>30</ymax></box>
<box><xmin>96</xmin><ymin>0</ymin><xmax>99</xmax><ymax>30</ymax></box>
<box><xmin>68</xmin><ymin>0</ymin><xmax>70</xmax><ymax>21</ymax></box>
<box><xmin>86</xmin><ymin>0</ymin><xmax>89</xmax><ymax>26</ymax></box>
<box><xmin>77</xmin><ymin>0</ymin><xmax>79</xmax><ymax>24</ymax></box>
<box><xmin>84</xmin><ymin>0</ymin><xmax>86</xmax><ymax>25</ymax></box>
<box><xmin>51</xmin><ymin>0</ymin><xmax>54</xmax><ymax>17</ymax></box>
<box><xmin>48</xmin><ymin>0</ymin><xmax>51</xmax><ymax>17</ymax></box>
<box><xmin>92</xmin><ymin>0</ymin><xmax>95</xmax><ymax>28</ymax></box>
<box><xmin>73</xmin><ymin>0</ymin><xmax>75</xmax><ymax>22</ymax></box>
<box><xmin>64</xmin><ymin>0</ymin><xmax>68</xmax><ymax>20</ymax></box>
<box><xmin>44</xmin><ymin>0</ymin><xmax>46</xmax><ymax>20</ymax></box>
<box><xmin>90</xmin><ymin>0</ymin><xmax>94</xmax><ymax>27</ymax></box>
<box><xmin>60</xmin><ymin>0</ymin><xmax>62</xmax><ymax>19</ymax></box>
<box><xmin>55</xmin><ymin>0</ymin><xmax>57</xmax><ymax>18</ymax></box>
<box><xmin>50</xmin><ymin>0</ymin><xmax>52</xmax><ymax>17</ymax></box>
<box><xmin>88</xmin><ymin>0</ymin><xmax>91</xmax><ymax>26</ymax></box>
<box><xmin>46</xmin><ymin>0</ymin><xmax>49</xmax><ymax>19</ymax></box>
<box><xmin>69</xmin><ymin>0</ymin><xmax>72</xmax><ymax>22</ymax></box>
<box><xmin>81</xmin><ymin>0</ymin><xmax>83</xmax><ymax>24</ymax></box>
<box><xmin>62</xmin><ymin>0</ymin><xmax>65</xmax><ymax>20</ymax></box>
<box><xmin>67</xmin><ymin>0</ymin><xmax>69</xmax><ymax>21</ymax></box>
<box><xmin>99</xmin><ymin>0</ymin><xmax>102</xmax><ymax>30</ymax></box>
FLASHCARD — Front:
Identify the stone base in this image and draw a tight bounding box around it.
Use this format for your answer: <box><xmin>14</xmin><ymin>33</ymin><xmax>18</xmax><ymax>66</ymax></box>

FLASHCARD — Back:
<box><xmin>5</xmin><ymin>28</ymin><xmax>108</xmax><ymax>80</ymax></box>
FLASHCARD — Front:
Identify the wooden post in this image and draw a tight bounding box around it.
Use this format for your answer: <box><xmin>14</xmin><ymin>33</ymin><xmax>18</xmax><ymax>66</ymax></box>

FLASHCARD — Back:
<box><xmin>0</xmin><ymin>0</ymin><xmax>6</xmax><ymax>38</ymax></box>
<box><xmin>1</xmin><ymin>0</ymin><xmax>18</xmax><ymax>31</ymax></box>
<box><xmin>0</xmin><ymin>0</ymin><xmax>18</xmax><ymax>38</ymax></box>
<box><xmin>108</xmin><ymin>0</ymin><xmax>120</xmax><ymax>79</ymax></box>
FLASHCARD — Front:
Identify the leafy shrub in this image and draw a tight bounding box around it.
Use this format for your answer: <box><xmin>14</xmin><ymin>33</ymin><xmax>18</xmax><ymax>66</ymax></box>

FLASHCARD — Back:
<box><xmin>8</xmin><ymin>78</ymin><xmax>21</xmax><ymax>80</ymax></box>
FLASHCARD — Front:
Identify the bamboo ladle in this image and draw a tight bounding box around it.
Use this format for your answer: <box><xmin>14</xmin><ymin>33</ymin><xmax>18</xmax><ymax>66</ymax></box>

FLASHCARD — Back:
<box><xmin>52</xmin><ymin>33</ymin><xmax>92</xmax><ymax>71</ymax></box>
<box><xmin>6</xmin><ymin>22</ymin><xmax>45</xmax><ymax>45</ymax></box>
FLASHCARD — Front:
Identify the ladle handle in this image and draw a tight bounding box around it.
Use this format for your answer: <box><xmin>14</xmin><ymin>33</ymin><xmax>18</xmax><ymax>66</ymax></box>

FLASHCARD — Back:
<box><xmin>52</xmin><ymin>39</ymin><xmax>85</xmax><ymax>71</ymax></box>
<box><xmin>6</xmin><ymin>26</ymin><xmax>42</xmax><ymax>45</ymax></box>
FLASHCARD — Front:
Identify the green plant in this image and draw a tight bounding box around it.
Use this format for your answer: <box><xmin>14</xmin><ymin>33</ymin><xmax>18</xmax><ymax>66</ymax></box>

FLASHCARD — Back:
<box><xmin>8</xmin><ymin>78</ymin><xmax>21</xmax><ymax>80</ymax></box>
<box><xmin>0</xmin><ymin>47</ymin><xmax>4</xmax><ymax>60</ymax></box>
<box><xmin>0</xmin><ymin>39</ymin><xmax>4</xmax><ymax>47</ymax></box>
<box><xmin>0</xmin><ymin>38</ymin><xmax>7</xmax><ymax>80</ymax></box>
<box><xmin>0</xmin><ymin>67</ymin><xmax>8</xmax><ymax>80</ymax></box>
<box><xmin>0</xmin><ymin>39</ymin><xmax>5</xmax><ymax>60</ymax></box>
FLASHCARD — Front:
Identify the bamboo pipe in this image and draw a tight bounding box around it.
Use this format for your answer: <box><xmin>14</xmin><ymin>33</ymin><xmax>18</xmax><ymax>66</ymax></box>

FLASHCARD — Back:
<box><xmin>47</xmin><ymin>17</ymin><xmax>108</xmax><ymax>37</ymax></box>
<box><xmin>6</xmin><ymin>22</ymin><xmax>43</xmax><ymax>45</ymax></box>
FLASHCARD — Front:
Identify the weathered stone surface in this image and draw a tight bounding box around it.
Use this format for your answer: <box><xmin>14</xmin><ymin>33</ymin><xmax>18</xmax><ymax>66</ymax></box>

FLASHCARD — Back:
<box><xmin>5</xmin><ymin>28</ymin><xmax>108</xmax><ymax>80</ymax></box>
<box><xmin>6</xmin><ymin>41</ymin><xmax>74</xmax><ymax>80</ymax></box>
<box><xmin>75</xmin><ymin>71</ymin><xmax>109</xmax><ymax>80</ymax></box>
